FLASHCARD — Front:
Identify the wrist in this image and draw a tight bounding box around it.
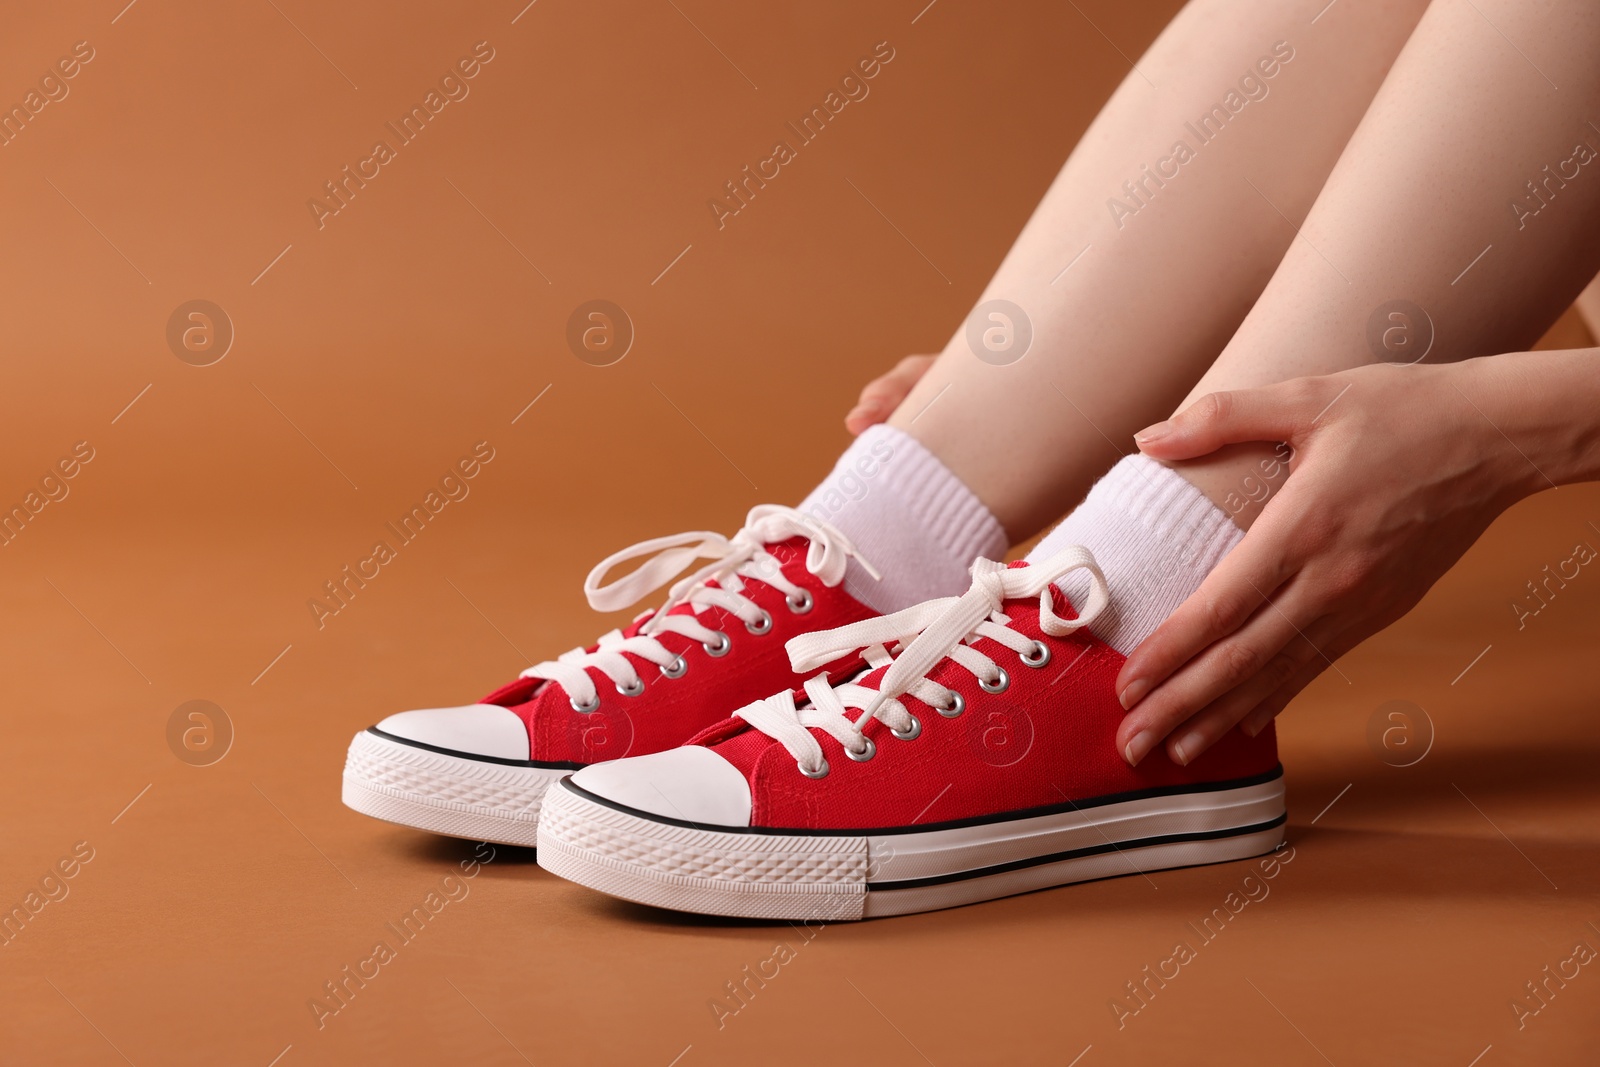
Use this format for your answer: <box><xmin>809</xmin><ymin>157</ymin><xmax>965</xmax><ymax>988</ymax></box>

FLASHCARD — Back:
<box><xmin>1458</xmin><ymin>349</ymin><xmax>1600</xmax><ymax>500</ymax></box>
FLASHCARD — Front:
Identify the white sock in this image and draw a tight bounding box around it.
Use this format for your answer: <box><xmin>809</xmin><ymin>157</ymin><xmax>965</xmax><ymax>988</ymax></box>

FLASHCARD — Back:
<box><xmin>1027</xmin><ymin>454</ymin><xmax>1243</xmax><ymax>654</ymax></box>
<box><xmin>800</xmin><ymin>425</ymin><xmax>1007</xmax><ymax>613</ymax></box>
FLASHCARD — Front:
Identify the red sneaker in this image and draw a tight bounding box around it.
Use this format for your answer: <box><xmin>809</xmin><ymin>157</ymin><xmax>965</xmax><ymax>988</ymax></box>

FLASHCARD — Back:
<box><xmin>537</xmin><ymin>547</ymin><xmax>1285</xmax><ymax>919</ymax></box>
<box><xmin>342</xmin><ymin>506</ymin><xmax>881</xmax><ymax>846</ymax></box>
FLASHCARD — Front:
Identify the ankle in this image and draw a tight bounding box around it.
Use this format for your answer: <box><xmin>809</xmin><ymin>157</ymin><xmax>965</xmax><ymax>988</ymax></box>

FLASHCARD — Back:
<box><xmin>1164</xmin><ymin>441</ymin><xmax>1291</xmax><ymax>531</ymax></box>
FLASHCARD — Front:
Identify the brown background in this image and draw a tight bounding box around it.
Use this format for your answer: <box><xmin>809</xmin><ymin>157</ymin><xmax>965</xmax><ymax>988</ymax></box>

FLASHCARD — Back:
<box><xmin>1</xmin><ymin>1</ymin><xmax>1597</xmax><ymax>1064</ymax></box>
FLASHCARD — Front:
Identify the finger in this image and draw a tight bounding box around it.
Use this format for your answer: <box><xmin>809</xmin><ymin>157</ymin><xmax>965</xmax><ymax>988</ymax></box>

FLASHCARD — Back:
<box><xmin>1238</xmin><ymin>630</ymin><xmax>1360</xmax><ymax>738</ymax></box>
<box><xmin>845</xmin><ymin>355</ymin><xmax>937</xmax><ymax>434</ymax></box>
<box><xmin>1162</xmin><ymin>620</ymin><xmax>1338</xmax><ymax>765</ymax></box>
<box><xmin>860</xmin><ymin>355</ymin><xmax>936</xmax><ymax>402</ymax></box>
<box><xmin>1133</xmin><ymin>380</ymin><xmax>1320</xmax><ymax>461</ymax></box>
<box><xmin>1117</xmin><ymin>583</ymin><xmax>1317</xmax><ymax>765</ymax></box>
<box><xmin>889</xmin><ymin>353</ymin><xmax>938</xmax><ymax>379</ymax></box>
<box><xmin>1237</xmin><ymin>669</ymin><xmax>1309</xmax><ymax>739</ymax></box>
<box><xmin>1116</xmin><ymin>515</ymin><xmax>1297</xmax><ymax>711</ymax></box>
<box><xmin>844</xmin><ymin>405</ymin><xmax>886</xmax><ymax>435</ymax></box>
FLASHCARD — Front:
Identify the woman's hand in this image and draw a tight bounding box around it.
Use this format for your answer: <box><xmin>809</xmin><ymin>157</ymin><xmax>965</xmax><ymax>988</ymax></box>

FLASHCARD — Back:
<box><xmin>845</xmin><ymin>355</ymin><xmax>936</xmax><ymax>435</ymax></box>
<box><xmin>1114</xmin><ymin>358</ymin><xmax>1538</xmax><ymax>767</ymax></box>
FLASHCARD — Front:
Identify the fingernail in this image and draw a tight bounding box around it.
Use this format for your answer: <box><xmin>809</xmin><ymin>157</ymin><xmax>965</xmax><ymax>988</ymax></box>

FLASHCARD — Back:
<box><xmin>1124</xmin><ymin>730</ymin><xmax>1156</xmax><ymax>766</ymax></box>
<box><xmin>1133</xmin><ymin>421</ymin><xmax>1171</xmax><ymax>447</ymax></box>
<box><xmin>1118</xmin><ymin>677</ymin><xmax>1149</xmax><ymax>710</ymax></box>
<box><xmin>1171</xmin><ymin>729</ymin><xmax>1204</xmax><ymax>766</ymax></box>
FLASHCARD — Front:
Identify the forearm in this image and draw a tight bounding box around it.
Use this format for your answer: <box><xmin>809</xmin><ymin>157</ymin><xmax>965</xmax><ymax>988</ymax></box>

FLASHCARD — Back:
<box><xmin>1468</xmin><ymin>348</ymin><xmax>1600</xmax><ymax>499</ymax></box>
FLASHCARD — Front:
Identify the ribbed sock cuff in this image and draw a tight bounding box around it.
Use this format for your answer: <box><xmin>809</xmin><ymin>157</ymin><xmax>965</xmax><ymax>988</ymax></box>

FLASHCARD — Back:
<box><xmin>801</xmin><ymin>425</ymin><xmax>1007</xmax><ymax>613</ymax></box>
<box><xmin>1030</xmin><ymin>454</ymin><xmax>1243</xmax><ymax>653</ymax></box>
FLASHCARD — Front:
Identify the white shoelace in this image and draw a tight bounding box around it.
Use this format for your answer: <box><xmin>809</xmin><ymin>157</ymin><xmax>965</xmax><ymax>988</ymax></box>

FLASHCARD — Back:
<box><xmin>521</xmin><ymin>505</ymin><xmax>880</xmax><ymax>711</ymax></box>
<box><xmin>735</xmin><ymin>546</ymin><xmax>1110</xmax><ymax>776</ymax></box>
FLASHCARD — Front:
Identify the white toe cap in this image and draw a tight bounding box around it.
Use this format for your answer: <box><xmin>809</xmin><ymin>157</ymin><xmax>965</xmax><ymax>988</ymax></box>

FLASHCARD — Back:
<box><xmin>375</xmin><ymin>704</ymin><xmax>530</xmax><ymax>761</ymax></box>
<box><xmin>570</xmin><ymin>747</ymin><xmax>751</xmax><ymax>827</ymax></box>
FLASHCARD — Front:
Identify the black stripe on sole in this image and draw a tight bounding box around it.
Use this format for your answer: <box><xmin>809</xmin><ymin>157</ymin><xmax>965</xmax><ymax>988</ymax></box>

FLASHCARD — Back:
<box><xmin>867</xmin><ymin>812</ymin><xmax>1289</xmax><ymax>891</ymax></box>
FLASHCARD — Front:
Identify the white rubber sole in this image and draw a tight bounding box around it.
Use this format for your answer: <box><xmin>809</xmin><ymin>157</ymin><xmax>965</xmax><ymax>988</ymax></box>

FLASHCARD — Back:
<box><xmin>537</xmin><ymin>769</ymin><xmax>1287</xmax><ymax>920</ymax></box>
<box><xmin>342</xmin><ymin>728</ymin><xmax>574</xmax><ymax>847</ymax></box>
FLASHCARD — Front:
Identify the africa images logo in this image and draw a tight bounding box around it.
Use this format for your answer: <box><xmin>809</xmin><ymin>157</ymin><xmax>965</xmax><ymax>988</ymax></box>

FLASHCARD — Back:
<box><xmin>1105</xmin><ymin>40</ymin><xmax>1295</xmax><ymax>230</ymax></box>
<box><xmin>706</xmin><ymin>41</ymin><xmax>896</xmax><ymax>229</ymax></box>
<box><xmin>306</xmin><ymin>42</ymin><xmax>497</xmax><ymax>229</ymax></box>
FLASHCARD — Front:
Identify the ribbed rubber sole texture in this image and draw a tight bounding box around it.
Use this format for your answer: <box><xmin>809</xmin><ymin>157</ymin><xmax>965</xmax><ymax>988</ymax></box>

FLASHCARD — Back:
<box><xmin>537</xmin><ymin>772</ymin><xmax>1287</xmax><ymax>920</ymax></box>
<box><xmin>341</xmin><ymin>729</ymin><xmax>564</xmax><ymax>847</ymax></box>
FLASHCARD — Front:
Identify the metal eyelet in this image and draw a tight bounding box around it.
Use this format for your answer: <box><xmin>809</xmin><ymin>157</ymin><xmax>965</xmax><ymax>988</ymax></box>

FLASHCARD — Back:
<box><xmin>659</xmin><ymin>656</ymin><xmax>688</xmax><ymax>679</ymax></box>
<box><xmin>890</xmin><ymin>714</ymin><xmax>921</xmax><ymax>741</ymax></box>
<box><xmin>845</xmin><ymin>736</ymin><xmax>877</xmax><ymax>762</ymax></box>
<box><xmin>570</xmin><ymin>693</ymin><xmax>601</xmax><ymax>714</ymax></box>
<box><xmin>616</xmin><ymin>677</ymin><xmax>645</xmax><ymax>697</ymax></box>
<box><xmin>980</xmin><ymin>667</ymin><xmax>1010</xmax><ymax>694</ymax></box>
<box><xmin>745</xmin><ymin>611</ymin><xmax>773</xmax><ymax>636</ymax></box>
<box><xmin>786</xmin><ymin>589</ymin><xmax>814</xmax><ymax>614</ymax></box>
<box><xmin>799</xmin><ymin>758</ymin><xmax>830</xmax><ymax>779</ymax></box>
<box><xmin>1020</xmin><ymin>641</ymin><xmax>1051</xmax><ymax>668</ymax></box>
<box><xmin>703</xmin><ymin>631</ymin><xmax>731</xmax><ymax>657</ymax></box>
<box><xmin>938</xmin><ymin>691</ymin><xmax>965</xmax><ymax>718</ymax></box>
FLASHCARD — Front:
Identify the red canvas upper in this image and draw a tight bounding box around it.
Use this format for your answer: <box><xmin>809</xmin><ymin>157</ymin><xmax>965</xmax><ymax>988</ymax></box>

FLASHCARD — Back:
<box><xmin>480</xmin><ymin>537</ymin><xmax>878</xmax><ymax>765</ymax></box>
<box><xmin>689</xmin><ymin>570</ymin><xmax>1280</xmax><ymax>830</ymax></box>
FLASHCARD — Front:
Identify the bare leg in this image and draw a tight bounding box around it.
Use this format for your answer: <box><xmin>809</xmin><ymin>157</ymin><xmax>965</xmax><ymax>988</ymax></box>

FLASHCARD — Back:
<box><xmin>1168</xmin><ymin>0</ymin><xmax>1600</xmax><ymax>527</ymax></box>
<box><xmin>1111</xmin><ymin>0</ymin><xmax>1600</xmax><ymax>766</ymax></box>
<box><xmin>886</xmin><ymin>0</ymin><xmax>1429</xmax><ymax>541</ymax></box>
